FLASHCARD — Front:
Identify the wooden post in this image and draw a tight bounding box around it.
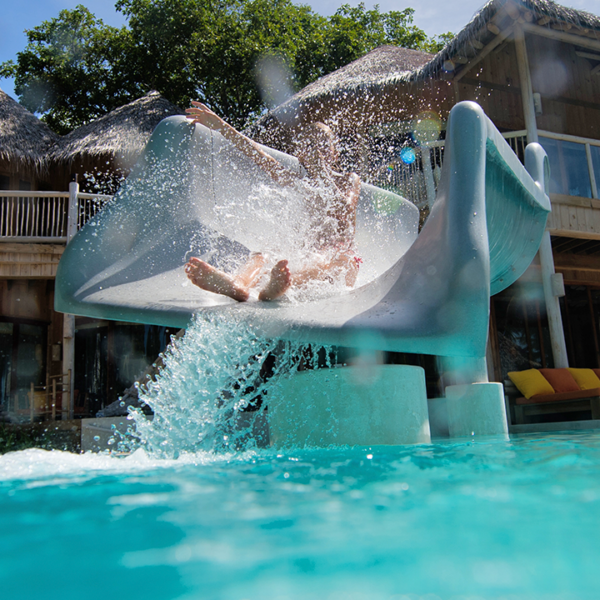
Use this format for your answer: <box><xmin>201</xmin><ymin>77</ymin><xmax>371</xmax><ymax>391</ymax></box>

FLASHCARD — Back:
<box><xmin>68</xmin><ymin>369</ymin><xmax>73</xmax><ymax>419</ymax></box>
<box><xmin>29</xmin><ymin>383</ymin><xmax>34</xmax><ymax>423</ymax></box>
<box><xmin>45</xmin><ymin>371</ymin><xmax>50</xmax><ymax>416</ymax></box>
<box><xmin>514</xmin><ymin>25</ymin><xmax>538</xmax><ymax>144</ymax></box>
<box><xmin>516</xmin><ymin>33</ymin><xmax>568</xmax><ymax>368</ymax></box>
<box><xmin>62</xmin><ymin>181</ymin><xmax>79</xmax><ymax>420</ymax></box>
<box><xmin>539</xmin><ymin>231</ymin><xmax>569</xmax><ymax>368</ymax></box>
<box><xmin>67</xmin><ymin>181</ymin><xmax>79</xmax><ymax>241</ymax></box>
<box><xmin>52</xmin><ymin>378</ymin><xmax>57</xmax><ymax>421</ymax></box>
<box><xmin>421</xmin><ymin>147</ymin><xmax>436</xmax><ymax>209</ymax></box>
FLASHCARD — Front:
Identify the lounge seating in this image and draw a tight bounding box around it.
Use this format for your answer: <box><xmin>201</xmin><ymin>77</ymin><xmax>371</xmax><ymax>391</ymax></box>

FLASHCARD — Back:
<box><xmin>507</xmin><ymin>368</ymin><xmax>600</xmax><ymax>424</ymax></box>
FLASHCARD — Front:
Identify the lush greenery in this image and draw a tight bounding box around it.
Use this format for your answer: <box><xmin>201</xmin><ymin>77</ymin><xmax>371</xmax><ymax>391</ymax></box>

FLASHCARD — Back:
<box><xmin>1</xmin><ymin>1</ymin><xmax>452</xmax><ymax>133</ymax></box>
<box><xmin>0</xmin><ymin>423</ymin><xmax>45</xmax><ymax>454</ymax></box>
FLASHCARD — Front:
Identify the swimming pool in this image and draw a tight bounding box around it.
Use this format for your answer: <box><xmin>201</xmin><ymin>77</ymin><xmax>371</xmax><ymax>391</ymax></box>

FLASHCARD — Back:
<box><xmin>2</xmin><ymin>431</ymin><xmax>600</xmax><ymax>600</ymax></box>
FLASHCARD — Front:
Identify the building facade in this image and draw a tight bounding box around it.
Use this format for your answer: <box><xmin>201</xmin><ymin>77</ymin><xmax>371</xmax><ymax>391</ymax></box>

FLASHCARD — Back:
<box><xmin>0</xmin><ymin>91</ymin><xmax>182</xmax><ymax>422</ymax></box>
<box><xmin>2</xmin><ymin>0</ymin><xmax>600</xmax><ymax>425</ymax></box>
<box><xmin>252</xmin><ymin>0</ymin><xmax>600</xmax><ymax>401</ymax></box>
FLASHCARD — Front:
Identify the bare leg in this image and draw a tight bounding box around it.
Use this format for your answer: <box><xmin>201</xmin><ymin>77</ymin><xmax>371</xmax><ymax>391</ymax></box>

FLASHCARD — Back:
<box><xmin>258</xmin><ymin>260</ymin><xmax>292</xmax><ymax>301</ymax></box>
<box><xmin>234</xmin><ymin>253</ymin><xmax>266</xmax><ymax>289</ymax></box>
<box><xmin>185</xmin><ymin>257</ymin><xmax>250</xmax><ymax>302</ymax></box>
<box><xmin>291</xmin><ymin>252</ymin><xmax>359</xmax><ymax>287</ymax></box>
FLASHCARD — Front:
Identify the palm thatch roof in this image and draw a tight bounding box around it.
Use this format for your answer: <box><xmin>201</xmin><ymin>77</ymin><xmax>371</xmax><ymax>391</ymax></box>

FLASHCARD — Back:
<box><xmin>258</xmin><ymin>0</ymin><xmax>600</xmax><ymax>126</ymax></box>
<box><xmin>0</xmin><ymin>88</ymin><xmax>58</xmax><ymax>174</ymax></box>
<box><xmin>49</xmin><ymin>91</ymin><xmax>183</xmax><ymax>168</ymax></box>
<box><xmin>285</xmin><ymin>46</ymin><xmax>432</xmax><ymax>108</ymax></box>
<box><xmin>248</xmin><ymin>46</ymin><xmax>433</xmax><ymax>141</ymax></box>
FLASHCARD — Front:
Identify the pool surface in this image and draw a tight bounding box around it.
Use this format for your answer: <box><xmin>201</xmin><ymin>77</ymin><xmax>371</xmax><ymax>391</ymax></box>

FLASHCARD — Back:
<box><xmin>2</xmin><ymin>431</ymin><xmax>600</xmax><ymax>600</ymax></box>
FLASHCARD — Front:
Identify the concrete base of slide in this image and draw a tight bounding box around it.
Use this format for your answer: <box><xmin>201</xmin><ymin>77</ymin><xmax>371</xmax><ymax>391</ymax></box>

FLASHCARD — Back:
<box><xmin>268</xmin><ymin>364</ymin><xmax>431</xmax><ymax>447</ymax></box>
<box><xmin>446</xmin><ymin>382</ymin><xmax>508</xmax><ymax>439</ymax></box>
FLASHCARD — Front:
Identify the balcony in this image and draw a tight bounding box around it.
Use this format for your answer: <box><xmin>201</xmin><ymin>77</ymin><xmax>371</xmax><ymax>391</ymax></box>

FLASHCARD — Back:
<box><xmin>516</xmin><ymin>130</ymin><xmax>600</xmax><ymax>239</ymax></box>
<box><xmin>0</xmin><ymin>189</ymin><xmax>112</xmax><ymax>242</ymax></box>
<box><xmin>0</xmin><ymin>188</ymin><xmax>112</xmax><ymax>278</ymax></box>
<box><xmin>371</xmin><ymin>128</ymin><xmax>600</xmax><ymax>240</ymax></box>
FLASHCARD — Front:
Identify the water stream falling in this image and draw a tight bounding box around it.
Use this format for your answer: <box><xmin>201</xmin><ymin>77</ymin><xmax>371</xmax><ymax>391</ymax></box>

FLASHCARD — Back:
<box><xmin>127</xmin><ymin>312</ymin><xmax>334</xmax><ymax>457</ymax></box>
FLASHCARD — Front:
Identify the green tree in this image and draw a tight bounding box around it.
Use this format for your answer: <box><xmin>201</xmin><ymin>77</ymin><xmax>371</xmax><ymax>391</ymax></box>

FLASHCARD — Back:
<box><xmin>0</xmin><ymin>6</ymin><xmax>138</xmax><ymax>133</ymax></box>
<box><xmin>1</xmin><ymin>1</ymin><xmax>452</xmax><ymax>133</ymax></box>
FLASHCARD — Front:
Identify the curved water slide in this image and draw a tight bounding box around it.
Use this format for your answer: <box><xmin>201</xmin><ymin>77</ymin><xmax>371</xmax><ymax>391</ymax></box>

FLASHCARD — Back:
<box><xmin>55</xmin><ymin>101</ymin><xmax>551</xmax><ymax>444</ymax></box>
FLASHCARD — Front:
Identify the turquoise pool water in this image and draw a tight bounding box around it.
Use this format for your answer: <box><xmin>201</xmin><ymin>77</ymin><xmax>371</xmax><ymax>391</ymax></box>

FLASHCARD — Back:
<box><xmin>2</xmin><ymin>432</ymin><xmax>600</xmax><ymax>600</ymax></box>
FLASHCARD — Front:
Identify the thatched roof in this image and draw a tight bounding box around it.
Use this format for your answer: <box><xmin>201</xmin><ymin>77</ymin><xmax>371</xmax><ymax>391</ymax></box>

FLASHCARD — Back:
<box><xmin>257</xmin><ymin>0</ymin><xmax>600</xmax><ymax>126</ymax></box>
<box><xmin>49</xmin><ymin>91</ymin><xmax>183</xmax><ymax>166</ymax></box>
<box><xmin>248</xmin><ymin>46</ymin><xmax>433</xmax><ymax>139</ymax></box>
<box><xmin>0</xmin><ymin>88</ymin><xmax>58</xmax><ymax>172</ymax></box>
<box><xmin>415</xmin><ymin>0</ymin><xmax>600</xmax><ymax>82</ymax></box>
<box><xmin>284</xmin><ymin>46</ymin><xmax>432</xmax><ymax>108</ymax></box>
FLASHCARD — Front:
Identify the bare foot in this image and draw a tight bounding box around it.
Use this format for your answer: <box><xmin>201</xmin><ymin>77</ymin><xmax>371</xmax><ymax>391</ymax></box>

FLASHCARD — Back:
<box><xmin>258</xmin><ymin>260</ymin><xmax>291</xmax><ymax>301</ymax></box>
<box><xmin>185</xmin><ymin>257</ymin><xmax>249</xmax><ymax>302</ymax></box>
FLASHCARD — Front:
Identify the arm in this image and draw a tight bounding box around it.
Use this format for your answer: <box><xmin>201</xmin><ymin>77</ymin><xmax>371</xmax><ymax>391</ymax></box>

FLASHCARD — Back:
<box><xmin>186</xmin><ymin>102</ymin><xmax>297</xmax><ymax>186</ymax></box>
<box><xmin>347</xmin><ymin>172</ymin><xmax>361</xmax><ymax>209</ymax></box>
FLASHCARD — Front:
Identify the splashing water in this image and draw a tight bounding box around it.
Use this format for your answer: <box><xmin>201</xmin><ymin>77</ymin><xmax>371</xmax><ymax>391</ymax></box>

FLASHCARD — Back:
<box><xmin>127</xmin><ymin>311</ymin><xmax>332</xmax><ymax>458</ymax></box>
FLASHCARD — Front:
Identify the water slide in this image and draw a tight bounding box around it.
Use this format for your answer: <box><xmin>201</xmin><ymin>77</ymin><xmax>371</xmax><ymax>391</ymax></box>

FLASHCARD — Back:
<box><xmin>55</xmin><ymin>101</ymin><xmax>551</xmax><ymax>444</ymax></box>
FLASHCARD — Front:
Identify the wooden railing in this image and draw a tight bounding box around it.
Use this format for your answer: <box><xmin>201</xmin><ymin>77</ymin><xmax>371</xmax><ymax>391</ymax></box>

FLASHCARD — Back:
<box><xmin>0</xmin><ymin>191</ymin><xmax>69</xmax><ymax>241</ymax></box>
<box><xmin>0</xmin><ymin>185</ymin><xmax>112</xmax><ymax>242</ymax></box>
<box><xmin>504</xmin><ymin>129</ymin><xmax>600</xmax><ymax>200</ymax></box>
<box><xmin>371</xmin><ymin>130</ymin><xmax>600</xmax><ymax>210</ymax></box>
<box><xmin>77</xmin><ymin>192</ymin><xmax>113</xmax><ymax>231</ymax></box>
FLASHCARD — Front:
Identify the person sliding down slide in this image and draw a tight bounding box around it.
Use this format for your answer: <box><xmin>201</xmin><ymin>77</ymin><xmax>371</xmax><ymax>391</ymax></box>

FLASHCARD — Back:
<box><xmin>184</xmin><ymin>102</ymin><xmax>362</xmax><ymax>301</ymax></box>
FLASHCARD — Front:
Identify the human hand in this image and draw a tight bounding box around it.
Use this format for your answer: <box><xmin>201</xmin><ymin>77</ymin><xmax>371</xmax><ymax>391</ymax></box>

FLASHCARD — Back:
<box><xmin>185</xmin><ymin>101</ymin><xmax>224</xmax><ymax>131</ymax></box>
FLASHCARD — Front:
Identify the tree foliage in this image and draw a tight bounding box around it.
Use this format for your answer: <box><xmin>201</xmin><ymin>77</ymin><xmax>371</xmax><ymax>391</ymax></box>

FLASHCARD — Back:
<box><xmin>1</xmin><ymin>1</ymin><xmax>452</xmax><ymax>133</ymax></box>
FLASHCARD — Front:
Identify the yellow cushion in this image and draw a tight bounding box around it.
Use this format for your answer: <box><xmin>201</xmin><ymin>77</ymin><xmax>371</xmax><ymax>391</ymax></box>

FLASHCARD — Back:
<box><xmin>508</xmin><ymin>369</ymin><xmax>555</xmax><ymax>399</ymax></box>
<box><xmin>567</xmin><ymin>368</ymin><xmax>600</xmax><ymax>390</ymax></box>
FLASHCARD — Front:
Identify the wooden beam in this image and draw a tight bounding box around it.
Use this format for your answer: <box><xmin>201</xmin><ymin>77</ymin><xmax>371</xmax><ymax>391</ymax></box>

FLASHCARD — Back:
<box><xmin>514</xmin><ymin>25</ymin><xmax>538</xmax><ymax>144</ymax></box>
<box><xmin>504</xmin><ymin>0</ymin><xmax>521</xmax><ymax>21</ymax></box>
<box><xmin>522</xmin><ymin>22</ymin><xmax>600</xmax><ymax>53</ymax></box>
<box><xmin>548</xmin><ymin>229</ymin><xmax>600</xmax><ymax>241</ymax></box>
<box><xmin>554</xmin><ymin>253</ymin><xmax>600</xmax><ymax>272</ymax></box>
<box><xmin>454</xmin><ymin>24</ymin><xmax>515</xmax><ymax>83</ymax></box>
<box><xmin>576</xmin><ymin>51</ymin><xmax>600</xmax><ymax>61</ymax></box>
<box><xmin>552</xmin><ymin>22</ymin><xmax>573</xmax><ymax>32</ymax></box>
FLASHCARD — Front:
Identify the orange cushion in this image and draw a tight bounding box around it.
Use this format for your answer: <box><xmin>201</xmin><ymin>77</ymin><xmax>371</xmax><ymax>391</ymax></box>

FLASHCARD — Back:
<box><xmin>516</xmin><ymin>388</ymin><xmax>600</xmax><ymax>405</ymax></box>
<box><xmin>567</xmin><ymin>368</ymin><xmax>600</xmax><ymax>391</ymax></box>
<box><xmin>508</xmin><ymin>369</ymin><xmax>555</xmax><ymax>399</ymax></box>
<box><xmin>539</xmin><ymin>368</ymin><xmax>580</xmax><ymax>393</ymax></box>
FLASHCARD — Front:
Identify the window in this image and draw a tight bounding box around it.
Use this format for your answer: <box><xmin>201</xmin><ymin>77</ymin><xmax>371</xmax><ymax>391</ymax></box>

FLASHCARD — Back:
<box><xmin>491</xmin><ymin>281</ymin><xmax>554</xmax><ymax>381</ymax></box>
<box><xmin>75</xmin><ymin>320</ymin><xmax>179</xmax><ymax>414</ymax></box>
<box><xmin>538</xmin><ymin>137</ymin><xmax>592</xmax><ymax>198</ymax></box>
<box><xmin>560</xmin><ymin>285</ymin><xmax>600</xmax><ymax>368</ymax></box>
<box><xmin>0</xmin><ymin>320</ymin><xmax>47</xmax><ymax>419</ymax></box>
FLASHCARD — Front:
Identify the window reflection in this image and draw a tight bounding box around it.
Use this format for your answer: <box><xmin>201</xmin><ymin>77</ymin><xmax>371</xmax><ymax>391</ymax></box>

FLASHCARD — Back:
<box><xmin>539</xmin><ymin>137</ymin><xmax>592</xmax><ymax>198</ymax></box>
<box><xmin>590</xmin><ymin>145</ymin><xmax>600</xmax><ymax>195</ymax></box>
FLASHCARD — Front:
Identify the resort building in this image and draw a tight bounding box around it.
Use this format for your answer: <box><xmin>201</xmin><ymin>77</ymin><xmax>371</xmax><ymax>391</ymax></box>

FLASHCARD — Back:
<box><xmin>252</xmin><ymin>0</ymin><xmax>600</xmax><ymax>413</ymax></box>
<box><xmin>0</xmin><ymin>91</ymin><xmax>182</xmax><ymax>422</ymax></box>
<box><xmin>1</xmin><ymin>0</ymin><xmax>600</xmax><ymax>427</ymax></box>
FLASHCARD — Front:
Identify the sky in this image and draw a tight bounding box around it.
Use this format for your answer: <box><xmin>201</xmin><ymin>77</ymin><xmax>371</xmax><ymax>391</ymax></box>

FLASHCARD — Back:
<box><xmin>2</xmin><ymin>0</ymin><xmax>600</xmax><ymax>102</ymax></box>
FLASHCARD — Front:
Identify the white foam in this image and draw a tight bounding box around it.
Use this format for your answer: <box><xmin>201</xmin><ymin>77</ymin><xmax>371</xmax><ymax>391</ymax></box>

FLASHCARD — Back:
<box><xmin>0</xmin><ymin>447</ymin><xmax>242</xmax><ymax>483</ymax></box>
